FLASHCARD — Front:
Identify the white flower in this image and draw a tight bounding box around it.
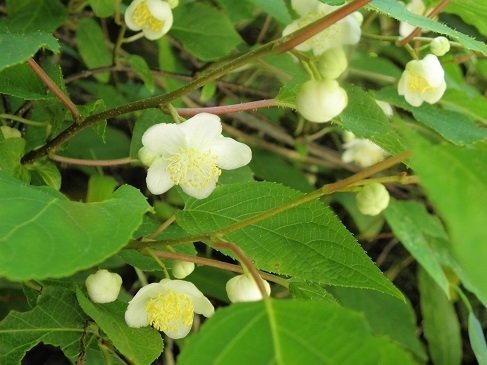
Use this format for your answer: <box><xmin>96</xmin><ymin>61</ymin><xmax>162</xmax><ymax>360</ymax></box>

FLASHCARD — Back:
<box><xmin>282</xmin><ymin>2</ymin><xmax>362</xmax><ymax>56</ymax></box>
<box><xmin>125</xmin><ymin>279</ymin><xmax>214</xmax><ymax>339</ymax></box>
<box><xmin>172</xmin><ymin>261</ymin><xmax>195</xmax><ymax>279</ymax></box>
<box><xmin>140</xmin><ymin>113</ymin><xmax>252</xmax><ymax>199</ymax></box>
<box><xmin>430</xmin><ymin>36</ymin><xmax>450</xmax><ymax>57</ymax></box>
<box><xmin>0</xmin><ymin>126</ymin><xmax>21</xmax><ymax>139</ymax></box>
<box><xmin>316</xmin><ymin>47</ymin><xmax>348</xmax><ymax>79</ymax></box>
<box><xmin>226</xmin><ymin>274</ymin><xmax>271</xmax><ymax>303</ymax></box>
<box><xmin>376</xmin><ymin>100</ymin><xmax>393</xmax><ymax>117</ymax></box>
<box><xmin>342</xmin><ymin>132</ymin><xmax>389</xmax><ymax>168</ymax></box>
<box><xmin>398</xmin><ymin>54</ymin><xmax>446</xmax><ymax>107</ymax></box>
<box><xmin>85</xmin><ymin>270</ymin><xmax>123</xmax><ymax>304</ymax></box>
<box><xmin>356</xmin><ymin>183</ymin><xmax>390</xmax><ymax>216</ymax></box>
<box><xmin>399</xmin><ymin>0</ymin><xmax>426</xmax><ymax>38</ymax></box>
<box><xmin>125</xmin><ymin>0</ymin><xmax>173</xmax><ymax>40</ymax></box>
<box><xmin>296</xmin><ymin>79</ymin><xmax>348</xmax><ymax>123</ymax></box>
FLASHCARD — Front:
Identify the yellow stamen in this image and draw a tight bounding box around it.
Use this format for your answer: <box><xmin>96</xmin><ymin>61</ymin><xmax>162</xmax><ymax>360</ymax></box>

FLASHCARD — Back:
<box><xmin>166</xmin><ymin>148</ymin><xmax>221</xmax><ymax>190</ymax></box>
<box><xmin>407</xmin><ymin>73</ymin><xmax>434</xmax><ymax>94</ymax></box>
<box><xmin>145</xmin><ymin>290</ymin><xmax>194</xmax><ymax>332</ymax></box>
<box><xmin>133</xmin><ymin>1</ymin><xmax>165</xmax><ymax>31</ymax></box>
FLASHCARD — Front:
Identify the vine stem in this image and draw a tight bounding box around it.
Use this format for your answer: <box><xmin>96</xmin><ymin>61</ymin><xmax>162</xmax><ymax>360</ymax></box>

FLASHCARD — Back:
<box><xmin>397</xmin><ymin>0</ymin><xmax>451</xmax><ymax>47</ymax></box>
<box><xmin>21</xmin><ymin>0</ymin><xmax>371</xmax><ymax>165</ymax></box>
<box><xmin>49</xmin><ymin>155</ymin><xmax>135</xmax><ymax>166</ymax></box>
<box><xmin>175</xmin><ymin>99</ymin><xmax>279</xmax><ymax>116</ymax></box>
<box><xmin>26</xmin><ymin>58</ymin><xmax>80</xmax><ymax>122</ymax></box>
<box><xmin>126</xmin><ymin>151</ymin><xmax>411</xmax><ymax>250</ymax></box>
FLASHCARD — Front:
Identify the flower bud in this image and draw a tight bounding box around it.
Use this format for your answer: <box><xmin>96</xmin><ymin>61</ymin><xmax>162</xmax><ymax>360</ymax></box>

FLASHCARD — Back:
<box><xmin>430</xmin><ymin>36</ymin><xmax>450</xmax><ymax>57</ymax></box>
<box><xmin>226</xmin><ymin>274</ymin><xmax>271</xmax><ymax>303</ymax></box>
<box><xmin>356</xmin><ymin>183</ymin><xmax>390</xmax><ymax>216</ymax></box>
<box><xmin>165</xmin><ymin>0</ymin><xmax>178</xmax><ymax>9</ymax></box>
<box><xmin>85</xmin><ymin>270</ymin><xmax>123</xmax><ymax>303</ymax></box>
<box><xmin>172</xmin><ymin>260</ymin><xmax>195</xmax><ymax>279</ymax></box>
<box><xmin>296</xmin><ymin>79</ymin><xmax>348</xmax><ymax>123</ymax></box>
<box><xmin>316</xmin><ymin>47</ymin><xmax>348</xmax><ymax>79</ymax></box>
<box><xmin>138</xmin><ymin>146</ymin><xmax>158</xmax><ymax>167</ymax></box>
<box><xmin>0</xmin><ymin>126</ymin><xmax>21</xmax><ymax>139</ymax></box>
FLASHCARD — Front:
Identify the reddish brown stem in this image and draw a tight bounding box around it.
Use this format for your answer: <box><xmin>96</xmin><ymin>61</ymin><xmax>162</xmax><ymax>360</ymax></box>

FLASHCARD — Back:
<box><xmin>49</xmin><ymin>155</ymin><xmax>134</xmax><ymax>166</ymax></box>
<box><xmin>176</xmin><ymin>99</ymin><xmax>278</xmax><ymax>116</ymax></box>
<box><xmin>26</xmin><ymin>58</ymin><xmax>80</xmax><ymax>122</ymax></box>
<box><xmin>398</xmin><ymin>0</ymin><xmax>451</xmax><ymax>46</ymax></box>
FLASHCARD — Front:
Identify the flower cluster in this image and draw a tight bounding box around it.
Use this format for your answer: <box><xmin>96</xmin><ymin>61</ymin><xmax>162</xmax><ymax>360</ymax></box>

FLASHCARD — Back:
<box><xmin>125</xmin><ymin>0</ymin><xmax>178</xmax><ymax>40</ymax></box>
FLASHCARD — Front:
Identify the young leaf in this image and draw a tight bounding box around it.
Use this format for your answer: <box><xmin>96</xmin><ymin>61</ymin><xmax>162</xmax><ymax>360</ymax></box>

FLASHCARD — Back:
<box><xmin>468</xmin><ymin>312</ymin><xmax>487</xmax><ymax>365</ymax></box>
<box><xmin>288</xmin><ymin>280</ymin><xmax>338</xmax><ymax>304</ymax></box>
<box><xmin>28</xmin><ymin>159</ymin><xmax>62</xmax><ymax>190</ymax></box>
<box><xmin>127</xmin><ymin>55</ymin><xmax>155</xmax><ymax>93</ymax></box>
<box><xmin>0</xmin><ymin>63</ymin><xmax>56</xmax><ymax>100</ymax></box>
<box><xmin>178</xmin><ymin>300</ymin><xmax>417</xmax><ymax>364</ymax></box>
<box><xmin>87</xmin><ymin>0</ymin><xmax>117</xmax><ymax>18</ymax></box>
<box><xmin>0</xmin><ymin>286</ymin><xmax>87</xmax><ymax>364</ymax></box>
<box><xmin>0</xmin><ymin>172</ymin><xmax>151</xmax><ymax>280</ymax></box>
<box><xmin>76</xmin><ymin>289</ymin><xmax>164</xmax><ymax>365</ymax></box>
<box><xmin>177</xmin><ymin>182</ymin><xmax>403</xmax><ymax>300</ymax></box>
<box><xmin>249</xmin><ymin>0</ymin><xmax>292</xmax><ymax>24</ymax></box>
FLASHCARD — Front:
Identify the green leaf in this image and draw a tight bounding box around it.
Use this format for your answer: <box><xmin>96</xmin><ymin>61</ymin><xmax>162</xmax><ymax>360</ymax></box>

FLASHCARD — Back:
<box><xmin>86</xmin><ymin>175</ymin><xmax>119</xmax><ymax>203</ymax></box>
<box><xmin>214</xmin><ymin>0</ymin><xmax>255</xmax><ymax>24</ymax></box>
<box><xmin>288</xmin><ymin>280</ymin><xmax>338</xmax><ymax>304</ymax></box>
<box><xmin>76</xmin><ymin>289</ymin><xmax>164</xmax><ymax>365</ymax></box>
<box><xmin>340</xmin><ymin>84</ymin><xmax>406</xmax><ymax>154</ymax></box>
<box><xmin>373</xmin><ymin>87</ymin><xmax>487</xmax><ymax>146</ymax></box>
<box><xmin>219</xmin><ymin>166</ymin><xmax>255</xmax><ymax>185</ymax></box>
<box><xmin>441</xmin><ymin>89</ymin><xmax>487</xmax><ymax>124</ymax></box>
<box><xmin>403</xmin><ymin>130</ymin><xmax>487</xmax><ymax>307</ymax></box>
<box><xmin>28</xmin><ymin>159</ymin><xmax>62</xmax><ymax>190</ymax></box>
<box><xmin>178</xmin><ymin>300</ymin><xmax>417</xmax><ymax>364</ymax></box>
<box><xmin>419</xmin><ymin>269</ymin><xmax>462</xmax><ymax>365</ymax></box>
<box><xmin>444</xmin><ymin>0</ymin><xmax>487</xmax><ymax>37</ymax></box>
<box><xmin>127</xmin><ymin>55</ymin><xmax>155</xmax><ymax>93</ymax></box>
<box><xmin>76</xmin><ymin>18</ymin><xmax>112</xmax><ymax>83</ymax></box>
<box><xmin>368</xmin><ymin>0</ymin><xmax>487</xmax><ymax>55</ymax></box>
<box><xmin>171</xmin><ymin>3</ymin><xmax>243</xmax><ymax>61</ymax></box>
<box><xmin>88</xmin><ymin>0</ymin><xmax>116</xmax><ymax>18</ymax></box>
<box><xmin>177</xmin><ymin>182</ymin><xmax>403</xmax><ymax>300</ymax></box>
<box><xmin>0</xmin><ymin>172</ymin><xmax>150</xmax><ymax>280</ymax></box>
<box><xmin>0</xmin><ymin>27</ymin><xmax>59</xmax><ymax>71</ymax></box>
<box><xmin>0</xmin><ymin>286</ymin><xmax>87</xmax><ymax>364</ymax></box>
<box><xmin>329</xmin><ymin>287</ymin><xmax>427</xmax><ymax>362</ymax></box>
<box><xmin>5</xmin><ymin>0</ymin><xmax>67</xmax><ymax>33</ymax></box>
<box><xmin>200</xmin><ymin>82</ymin><xmax>216</xmax><ymax>103</ymax></box>
<box><xmin>249</xmin><ymin>0</ymin><xmax>292</xmax><ymax>24</ymax></box>
<box><xmin>0</xmin><ymin>62</ymin><xmax>56</xmax><ymax>100</ymax></box>
<box><xmin>0</xmin><ymin>134</ymin><xmax>27</xmax><ymax>180</ymax></box>
<box><xmin>384</xmin><ymin>199</ymin><xmax>450</xmax><ymax>297</ymax></box>
<box><xmin>468</xmin><ymin>312</ymin><xmax>487</xmax><ymax>365</ymax></box>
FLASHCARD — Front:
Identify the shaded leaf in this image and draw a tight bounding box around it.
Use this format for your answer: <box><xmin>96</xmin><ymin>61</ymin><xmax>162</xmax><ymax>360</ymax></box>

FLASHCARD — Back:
<box><xmin>5</xmin><ymin>0</ymin><xmax>67</xmax><ymax>33</ymax></box>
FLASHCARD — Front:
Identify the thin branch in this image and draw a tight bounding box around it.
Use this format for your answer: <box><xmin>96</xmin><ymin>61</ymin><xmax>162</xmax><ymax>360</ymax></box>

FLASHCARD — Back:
<box><xmin>176</xmin><ymin>99</ymin><xmax>279</xmax><ymax>116</ymax></box>
<box><xmin>49</xmin><ymin>155</ymin><xmax>135</xmax><ymax>166</ymax></box>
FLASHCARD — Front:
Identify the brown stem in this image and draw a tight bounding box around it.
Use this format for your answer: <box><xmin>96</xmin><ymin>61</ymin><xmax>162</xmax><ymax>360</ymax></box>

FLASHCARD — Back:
<box><xmin>176</xmin><ymin>99</ymin><xmax>279</xmax><ymax>116</ymax></box>
<box><xmin>397</xmin><ymin>0</ymin><xmax>451</xmax><ymax>46</ymax></box>
<box><xmin>147</xmin><ymin>216</ymin><xmax>176</xmax><ymax>240</ymax></box>
<box><xmin>49</xmin><ymin>155</ymin><xmax>135</xmax><ymax>166</ymax></box>
<box><xmin>26</xmin><ymin>58</ymin><xmax>80</xmax><ymax>122</ymax></box>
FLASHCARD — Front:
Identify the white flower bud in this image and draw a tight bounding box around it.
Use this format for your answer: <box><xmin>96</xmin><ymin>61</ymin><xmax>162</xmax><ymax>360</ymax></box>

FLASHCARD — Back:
<box><xmin>172</xmin><ymin>260</ymin><xmax>195</xmax><ymax>279</ymax></box>
<box><xmin>165</xmin><ymin>0</ymin><xmax>178</xmax><ymax>9</ymax></box>
<box><xmin>316</xmin><ymin>47</ymin><xmax>348</xmax><ymax>80</ymax></box>
<box><xmin>226</xmin><ymin>274</ymin><xmax>271</xmax><ymax>303</ymax></box>
<box><xmin>0</xmin><ymin>126</ymin><xmax>21</xmax><ymax>139</ymax></box>
<box><xmin>430</xmin><ymin>37</ymin><xmax>450</xmax><ymax>57</ymax></box>
<box><xmin>296</xmin><ymin>79</ymin><xmax>348</xmax><ymax>123</ymax></box>
<box><xmin>138</xmin><ymin>146</ymin><xmax>159</xmax><ymax>167</ymax></box>
<box><xmin>356</xmin><ymin>183</ymin><xmax>390</xmax><ymax>216</ymax></box>
<box><xmin>85</xmin><ymin>270</ymin><xmax>123</xmax><ymax>303</ymax></box>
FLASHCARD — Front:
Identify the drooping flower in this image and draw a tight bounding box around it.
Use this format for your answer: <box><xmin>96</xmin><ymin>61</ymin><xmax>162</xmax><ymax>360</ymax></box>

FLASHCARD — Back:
<box><xmin>296</xmin><ymin>79</ymin><xmax>348</xmax><ymax>123</ymax></box>
<box><xmin>125</xmin><ymin>0</ymin><xmax>173</xmax><ymax>40</ymax></box>
<box><xmin>282</xmin><ymin>0</ymin><xmax>362</xmax><ymax>56</ymax></box>
<box><xmin>139</xmin><ymin>113</ymin><xmax>252</xmax><ymax>199</ymax></box>
<box><xmin>398</xmin><ymin>54</ymin><xmax>446</xmax><ymax>107</ymax></box>
<box><xmin>85</xmin><ymin>270</ymin><xmax>123</xmax><ymax>304</ymax></box>
<box><xmin>316</xmin><ymin>47</ymin><xmax>348</xmax><ymax>79</ymax></box>
<box><xmin>125</xmin><ymin>279</ymin><xmax>214</xmax><ymax>339</ymax></box>
<box><xmin>172</xmin><ymin>261</ymin><xmax>195</xmax><ymax>279</ymax></box>
<box><xmin>430</xmin><ymin>36</ymin><xmax>450</xmax><ymax>57</ymax></box>
<box><xmin>356</xmin><ymin>183</ymin><xmax>390</xmax><ymax>216</ymax></box>
<box><xmin>226</xmin><ymin>274</ymin><xmax>271</xmax><ymax>303</ymax></box>
<box><xmin>341</xmin><ymin>132</ymin><xmax>389</xmax><ymax>168</ymax></box>
<box><xmin>399</xmin><ymin>0</ymin><xmax>426</xmax><ymax>38</ymax></box>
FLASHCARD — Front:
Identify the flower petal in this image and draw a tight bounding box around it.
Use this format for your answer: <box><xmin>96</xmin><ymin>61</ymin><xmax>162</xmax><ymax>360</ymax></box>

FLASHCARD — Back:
<box><xmin>191</xmin><ymin>296</ymin><xmax>215</xmax><ymax>318</ymax></box>
<box><xmin>160</xmin><ymin>279</ymin><xmax>215</xmax><ymax>318</ymax></box>
<box><xmin>181</xmin><ymin>180</ymin><xmax>217</xmax><ymax>200</ymax></box>
<box><xmin>165</xmin><ymin>320</ymin><xmax>193</xmax><ymax>339</ymax></box>
<box><xmin>422</xmin><ymin>81</ymin><xmax>446</xmax><ymax>104</ymax></box>
<box><xmin>146</xmin><ymin>159</ymin><xmax>174</xmax><ymax>195</ymax></box>
<box><xmin>125</xmin><ymin>282</ymin><xmax>165</xmax><ymax>328</ymax></box>
<box><xmin>142</xmin><ymin>123</ymin><xmax>185</xmax><ymax>157</ymax></box>
<box><xmin>124</xmin><ymin>0</ymin><xmax>144</xmax><ymax>31</ymax></box>
<box><xmin>180</xmin><ymin>113</ymin><xmax>222</xmax><ymax>149</ymax></box>
<box><xmin>210</xmin><ymin>138</ymin><xmax>252</xmax><ymax>170</ymax></box>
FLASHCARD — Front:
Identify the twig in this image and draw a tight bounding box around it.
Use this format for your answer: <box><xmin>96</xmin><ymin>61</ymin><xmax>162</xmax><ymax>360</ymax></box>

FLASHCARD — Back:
<box><xmin>49</xmin><ymin>155</ymin><xmax>135</xmax><ymax>166</ymax></box>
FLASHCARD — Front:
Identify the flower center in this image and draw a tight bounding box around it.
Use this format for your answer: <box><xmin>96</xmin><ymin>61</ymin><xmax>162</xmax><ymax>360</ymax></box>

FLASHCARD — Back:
<box><xmin>407</xmin><ymin>73</ymin><xmax>434</xmax><ymax>94</ymax></box>
<box><xmin>165</xmin><ymin>148</ymin><xmax>221</xmax><ymax>190</ymax></box>
<box><xmin>145</xmin><ymin>290</ymin><xmax>194</xmax><ymax>332</ymax></box>
<box><xmin>133</xmin><ymin>1</ymin><xmax>165</xmax><ymax>31</ymax></box>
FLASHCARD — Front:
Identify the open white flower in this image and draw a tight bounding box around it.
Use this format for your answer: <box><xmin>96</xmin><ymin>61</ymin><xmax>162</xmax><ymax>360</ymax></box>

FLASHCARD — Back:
<box><xmin>296</xmin><ymin>79</ymin><xmax>348</xmax><ymax>123</ymax></box>
<box><xmin>125</xmin><ymin>279</ymin><xmax>214</xmax><ymax>339</ymax></box>
<box><xmin>140</xmin><ymin>113</ymin><xmax>252</xmax><ymax>199</ymax></box>
<box><xmin>356</xmin><ymin>183</ymin><xmax>390</xmax><ymax>216</ymax></box>
<box><xmin>85</xmin><ymin>270</ymin><xmax>123</xmax><ymax>304</ymax></box>
<box><xmin>226</xmin><ymin>274</ymin><xmax>271</xmax><ymax>303</ymax></box>
<box><xmin>282</xmin><ymin>1</ymin><xmax>362</xmax><ymax>56</ymax></box>
<box><xmin>399</xmin><ymin>0</ymin><xmax>426</xmax><ymax>38</ymax></box>
<box><xmin>398</xmin><ymin>54</ymin><xmax>446</xmax><ymax>107</ymax></box>
<box><xmin>172</xmin><ymin>261</ymin><xmax>195</xmax><ymax>279</ymax></box>
<box><xmin>342</xmin><ymin>132</ymin><xmax>389</xmax><ymax>168</ymax></box>
<box><xmin>125</xmin><ymin>0</ymin><xmax>173</xmax><ymax>40</ymax></box>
